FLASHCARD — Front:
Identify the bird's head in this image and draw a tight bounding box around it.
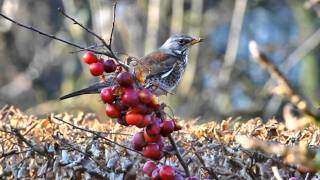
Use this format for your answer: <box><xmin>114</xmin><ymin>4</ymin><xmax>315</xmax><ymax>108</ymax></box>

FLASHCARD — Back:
<box><xmin>159</xmin><ymin>34</ymin><xmax>203</xmax><ymax>56</ymax></box>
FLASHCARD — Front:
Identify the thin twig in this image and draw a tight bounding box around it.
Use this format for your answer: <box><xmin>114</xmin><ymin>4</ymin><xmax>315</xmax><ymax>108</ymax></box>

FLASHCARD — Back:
<box><xmin>168</xmin><ymin>134</ymin><xmax>190</xmax><ymax>177</ymax></box>
<box><xmin>58</xmin><ymin>8</ymin><xmax>110</xmax><ymax>50</ymax></box>
<box><xmin>53</xmin><ymin>116</ymin><xmax>143</xmax><ymax>155</ymax></box>
<box><xmin>0</xmin><ymin>13</ymin><xmax>109</xmax><ymax>56</ymax></box>
<box><xmin>69</xmin><ymin>44</ymin><xmax>104</xmax><ymax>54</ymax></box>
<box><xmin>61</xmin><ymin>141</ymin><xmax>105</xmax><ymax>170</ymax></box>
<box><xmin>0</xmin><ymin>149</ymin><xmax>30</xmax><ymax>159</ymax></box>
<box><xmin>192</xmin><ymin>147</ymin><xmax>219</xmax><ymax>180</ymax></box>
<box><xmin>58</xmin><ymin>6</ymin><xmax>129</xmax><ymax>70</ymax></box>
<box><xmin>11</xmin><ymin>128</ymin><xmax>48</xmax><ymax>157</ymax></box>
<box><xmin>109</xmin><ymin>2</ymin><xmax>117</xmax><ymax>47</ymax></box>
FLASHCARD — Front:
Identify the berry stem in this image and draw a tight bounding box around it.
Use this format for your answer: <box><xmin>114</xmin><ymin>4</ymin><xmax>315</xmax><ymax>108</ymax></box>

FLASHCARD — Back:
<box><xmin>167</xmin><ymin>134</ymin><xmax>190</xmax><ymax>177</ymax></box>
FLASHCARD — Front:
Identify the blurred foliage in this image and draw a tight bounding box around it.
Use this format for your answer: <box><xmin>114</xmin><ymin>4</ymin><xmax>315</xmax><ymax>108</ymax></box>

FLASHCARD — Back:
<box><xmin>0</xmin><ymin>0</ymin><xmax>319</xmax><ymax>121</ymax></box>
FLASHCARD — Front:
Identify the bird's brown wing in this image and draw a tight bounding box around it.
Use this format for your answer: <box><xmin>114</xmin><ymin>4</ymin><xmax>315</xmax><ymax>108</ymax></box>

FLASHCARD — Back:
<box><xmin>136</xmin><ymin>51</ymin><xmax>178</xmax><ymax>78</ymax></box>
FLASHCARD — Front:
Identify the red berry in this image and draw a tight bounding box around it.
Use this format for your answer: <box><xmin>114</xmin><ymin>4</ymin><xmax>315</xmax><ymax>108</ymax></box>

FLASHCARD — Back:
<box><xmin>89</xmin><ymin>62</ymin><xmax>104</xmax><ymax>76</ymax></box>
<box><xmin>139</xmin><ymin>88</ymin><xmax>154</xmax><ymax>104</ymax></box>
<box><xmin>121</xmin><ymin>89</ymin><xmax>140</xmax><ymax>106</ymax></box>
<box><xmin>131</xmin><ymin>104</ymin><xmax>148</xmax><ymax>114</ymax></box>
<box><xmin>125</xmin><ymin>111</ymin><xmax>143</xmax><ymax>126</ymax></box>
<box><xmin>144</xmin><ymin>131</ymin><xmax>161</xmax><ymax>143</ymax></box>
<box><xmin>143</xmin><ymin>161</ymin><xmax>158</xmax><ymax>177</ymax></box>
<box><xmin>116</xmin><ymin>72</ymin><xmax>134</xmax><ymax>87</ymax></box>
<box><xmin>136</xmin><ymin>114</ymin><xmax>153</xmax><ymax>128</ymax></box>
<box><xmin>161</xmin><ymin>120</ymin><xmax>175</xmax><ymax>136</ymax></box>
<box><xmin>151</xmin><ymin>168</ymin><xmax>161</xmax><ymax>180</ymax></box>
<box><xmin>105</xmin><ymin>104</ymin><xmax>121</xmax><ymax>118</ymax></box>
<box><xmin>146</xmin><ymin>120</ymin><xmax>161</xmax><ymax>137</ymax></box>
<box><xmin>104</xmin><ymin>59</ymin><xmax>117</xmax><ymax>73</ymax></box>
<box><xmin>143</xmin><ymin>114</ymin><xmax>153</xmax><ymax>126</ymax></box>
<box><xmin>82</xmin><ymin>51</ymin><xmax>98</xmax><ymax>64</ymax></box>
<box><xmin>132</xmin><ymin>132</ymin><xmax>146</xmax><ymax>151</ymax></box>
<box><xmin>100</xmin><ymin>87</ymin><xmax>115</xmax><ymax>103</ymax></box>
<box><xmin>143</xmin><ymin>143</ymin><xmax>162</xmax><ymax>160</ymax></box>
<box><xmin>160</xmin><ymin>165</ymin><xmax>176</xmax><ymax>180</ymax></box>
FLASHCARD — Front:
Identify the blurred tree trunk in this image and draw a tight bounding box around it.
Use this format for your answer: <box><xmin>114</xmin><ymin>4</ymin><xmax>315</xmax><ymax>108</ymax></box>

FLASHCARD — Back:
<box><xmin>292</xmin><ymin>0</ymin><xmax>320</xmax><ymax>104</ymax></box>
<box><xmin>170</xmin><ymin>0</ymin><xmax>184</xmax><ymax>34</ymax></box>
<box><xmin>144</xmin><ymin>0</ymin><xmax>161</xmax><ymax>54</ymax></box>
<box><xmin>178</xmin><ymin>0</ymin><xmax>203</xmax><ymax>95</ymax></box>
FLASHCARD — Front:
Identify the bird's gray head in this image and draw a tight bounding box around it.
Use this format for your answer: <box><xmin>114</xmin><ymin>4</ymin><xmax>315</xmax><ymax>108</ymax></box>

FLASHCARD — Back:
<box><xmin>159</xmin><ymin>34</ymin><xmax>203</xmax><ymax>56</ymax></box>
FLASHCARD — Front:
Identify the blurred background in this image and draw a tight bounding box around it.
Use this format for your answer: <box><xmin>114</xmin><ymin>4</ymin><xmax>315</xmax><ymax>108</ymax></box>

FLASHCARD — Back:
<box><xmin>0</xmin><ymin>0</ymin><xmax>319</xmax><ymax>121</ymax></box>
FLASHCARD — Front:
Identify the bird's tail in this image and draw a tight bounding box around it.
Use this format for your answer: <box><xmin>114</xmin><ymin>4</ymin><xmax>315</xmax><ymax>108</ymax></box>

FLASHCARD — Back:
<box><xmin>59</xmin><ymin>81</ymin><xmax>111</xmax><ymax>100</ymax></box>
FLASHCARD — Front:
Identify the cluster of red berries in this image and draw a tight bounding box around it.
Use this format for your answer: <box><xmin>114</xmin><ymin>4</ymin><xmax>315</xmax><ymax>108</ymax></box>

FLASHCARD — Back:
<box><xmin>82</xmin><ymin>51</ymin><xmax>198</xmax><ymax>180</ymax></box>
<box><xmin>82</xmin><ymin>51</ymin><xmax>117</xmax><ymax>76</ymax></box>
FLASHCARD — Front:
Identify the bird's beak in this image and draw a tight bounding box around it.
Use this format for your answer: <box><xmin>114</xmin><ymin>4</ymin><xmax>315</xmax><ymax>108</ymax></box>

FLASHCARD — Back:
<box><xmin>190</xmin><ymin>38</ymin><xmax>204</xmax><ymax>45</ymax></box>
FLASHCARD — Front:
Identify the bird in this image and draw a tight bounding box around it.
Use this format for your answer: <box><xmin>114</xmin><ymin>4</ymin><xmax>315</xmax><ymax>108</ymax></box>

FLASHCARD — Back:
<box><xmin>60</xmin><ymin>34</ymin><xmax>203</xmax><ymax>100</ymax></box>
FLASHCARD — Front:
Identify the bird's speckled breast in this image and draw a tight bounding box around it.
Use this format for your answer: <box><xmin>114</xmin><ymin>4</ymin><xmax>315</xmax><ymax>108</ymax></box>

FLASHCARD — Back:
<box><xmin>146</xmin><ymin>56</ymin><xmax>187</xmax><ymax>95</ymax></box>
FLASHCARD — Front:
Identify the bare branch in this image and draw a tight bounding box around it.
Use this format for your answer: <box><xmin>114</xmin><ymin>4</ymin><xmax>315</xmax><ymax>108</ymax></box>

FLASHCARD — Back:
<box><xmin>249</xmin><ymin>41</ymin><xmax>317</xmax><ymax>118</ymax></box>
<box><xmin>0</xmin><ymin>13</ymin><xmax>109</xmax><ymax>56</ymax></box>
<box><xmin>0</xmin><ymin>149</ymin><xmax>30</xmax><ymax>159</ymax></box>
<box><xmin>192</xmin><ymin>146</ymin><xmax>219</xmax><ymax>180</ymax></box>
<box><xmin>168</xmin><ymin>134</ymin><xmax>190</xmax><ymax>177</ymax></box>
<box><xmin>11</xmin><ymin>128</ymin><xmax>48</xmax><ymax>157</ymax></box>
<box><xmin>58</xmin><ymin>7</ymin><xmax>130</xmax><ymax>70</ymax></box>
<box><xmin>70</xmin><ymin>44</ymin><xmax>104</xmax><ymax>54</ymax></box>
<box><xmin>58</xmin><ymin>8</ymin><xmax>110</xmax><ymax>50</ymax></box>
<box><xmin>53</xmin><ymin>116</ymin><xmax>142</xmax><ymax>155</ymax></box>
<box><xmin>109</xmin><ymin>2</ymin><xmax>117</xmax><ymax>48</ymax></box>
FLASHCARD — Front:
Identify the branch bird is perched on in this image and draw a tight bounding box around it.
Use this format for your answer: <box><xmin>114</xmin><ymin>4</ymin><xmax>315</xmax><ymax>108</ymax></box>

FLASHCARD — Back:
<box><xmin>60</xmin><ymin>34</ymin><xmax>203</xmax><ymax>100</ymax></box>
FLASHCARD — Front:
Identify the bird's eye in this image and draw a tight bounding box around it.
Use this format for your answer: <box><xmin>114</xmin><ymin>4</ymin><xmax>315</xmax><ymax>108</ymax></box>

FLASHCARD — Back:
<box><xmin>178</xmin><ymin>39</ymin><xmax>186</xmax><ymax>44</ymax></box>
